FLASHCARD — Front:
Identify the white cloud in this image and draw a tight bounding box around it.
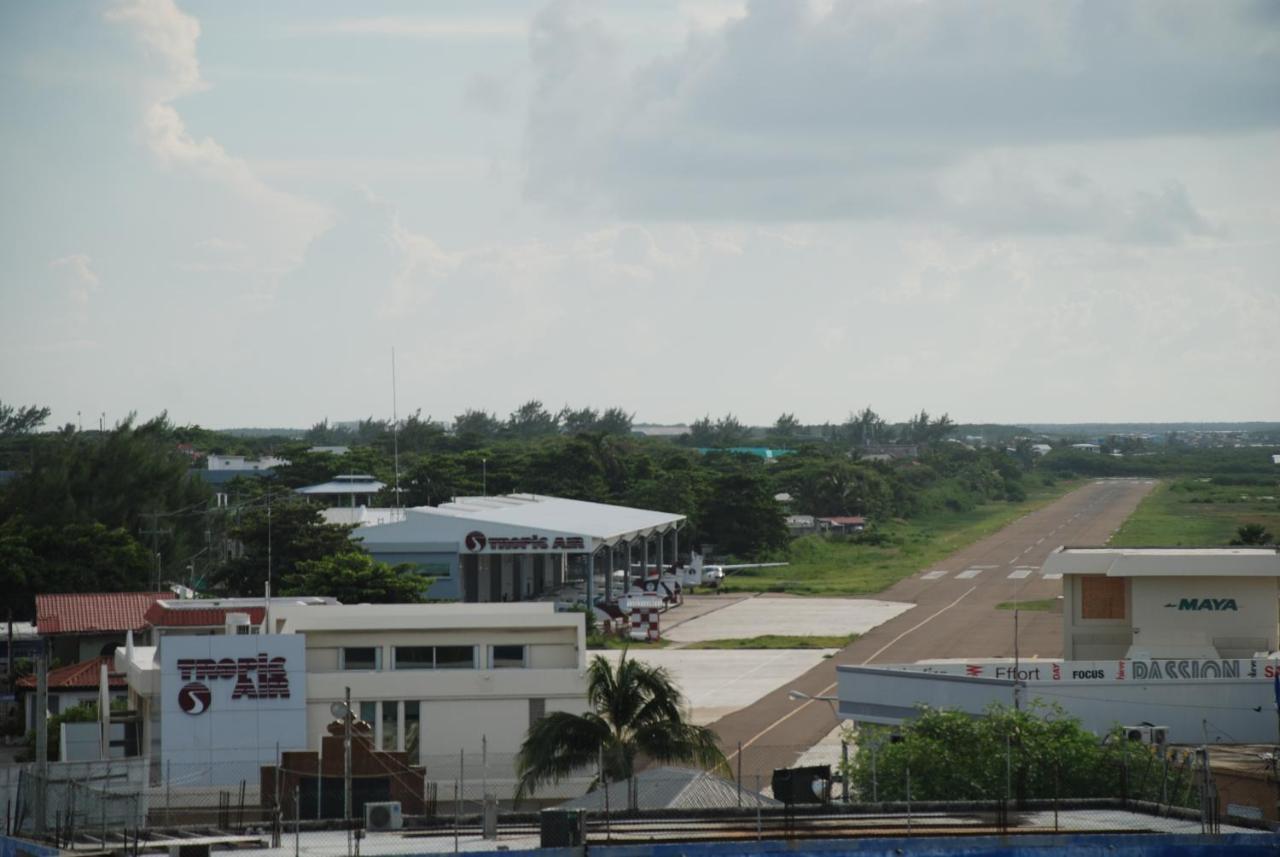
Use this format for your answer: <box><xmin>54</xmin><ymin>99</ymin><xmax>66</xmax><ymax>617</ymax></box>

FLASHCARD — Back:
<box><xmin>523</xmin><ymin>0</ymin><xmax>1279</xmax><ymax>232</ymax></box>
<box><xmin>49</xmin><ymin>254</ymin><xmax>101</xmax><ymax>306</ymax></box>
<box><xmin>106</xmin><ymin>0</ymin><xmax>329</xmax><ymax>270</ymax></box>
<box><xmin>297</xmin><ymin>15</ymin><xmax>527</xmax><ymax>40</ymax></box>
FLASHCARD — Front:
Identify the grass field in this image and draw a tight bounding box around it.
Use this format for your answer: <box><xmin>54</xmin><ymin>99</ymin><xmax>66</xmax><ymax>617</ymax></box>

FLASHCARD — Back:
<box><xmin>718</xmin><ymin>479</ymin><xmax>1081</xmax><ymax>597</ymax></box>
<box><xmin>685</xmin><ymin>634</ymin><xmax>857</xmax><ymax>650</ymax></box>
<box><xmin>1109</xmin><ymin>480</ymin><xmax>1280</xmax><ymax>547</ymax></box>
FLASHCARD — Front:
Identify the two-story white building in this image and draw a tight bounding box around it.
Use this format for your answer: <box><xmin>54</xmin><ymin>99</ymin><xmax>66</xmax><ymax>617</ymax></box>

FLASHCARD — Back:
<box><xmin>115</xmin><ymin>597</ymin><xmax>588</xmax><ymax>792</ymax></box>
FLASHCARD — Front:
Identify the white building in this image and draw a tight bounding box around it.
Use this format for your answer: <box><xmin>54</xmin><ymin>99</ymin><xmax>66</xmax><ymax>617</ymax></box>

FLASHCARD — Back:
<box><xmin>837</xmin><ymin>547</ymin><xmax>1280</xmax><ymax>744</ymax></box>
<box><xmin>206</xmin><ymin>454</ymin><xmax>288</xmax><ymax>471</ymax></box>
<box><xmin>351</xmin><ymin>494</ymin><xmax>686</xmax><ymax>604</ymax></box>
<box><xmin>115</xmin><ymin>597</ymin><xmax>588</xmax><ymax>791</ymax></box>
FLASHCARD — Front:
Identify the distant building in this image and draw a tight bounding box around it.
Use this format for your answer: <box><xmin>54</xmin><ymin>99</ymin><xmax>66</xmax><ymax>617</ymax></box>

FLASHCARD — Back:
<box><xmin>207</xmin><ymin>454</ymin><xmax>288</xmax><ymax>471</ymax></box>
<box><xmin>818</xmin><ymin>516</ymin><xmax>867</xmax><ymax>535</ymax></box>
<box><xmin>35</xmin><ymin>591</ymin><xmax>168</xmax><ymax>664</ymax></box>
<box><xmin>1030</xmin><ymin>443</ymin><xmax>1053</xmax><ymax>456</ymax></box>
<box><xmin>295</xmin><ymin>474</ymin><xmax>386</xmax><ymax>507</ymax></box>
<box><xmin>786</xmin><ymin>515</ymin><xmax>816</xmax><ymax>536</ymax></box>
<box><xmin>697</xmin><ymin>447</ymin><xmax>794</xmax><ymax>461</ymax></box>
<box><xmin>308</xmin><ymin>445</ymin><xmax>350</xmax><ymax>456</ymax></box>
<box><xmin>1070</xmin><ymin>443</ymin><xmax>1102</xmax><ymax>453</ymax></box>
<box><xmin>859</xmin><ymin>444</ymin><xmax>918</xmax><ymax>462</ymax></box>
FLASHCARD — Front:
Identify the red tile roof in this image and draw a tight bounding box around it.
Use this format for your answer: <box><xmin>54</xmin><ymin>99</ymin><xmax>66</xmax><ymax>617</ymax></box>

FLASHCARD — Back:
<box><xmin>35</xmin><ymin>592</ymin><xmax>168</xmax><ymax>635</ymax></box>
<box><xmin>17</xmin><ymin>656</ymin><xmax>126</xmax><ymax>690</ymax></box>
<box><xmin>143</xmin><ymin>603</ymin><xmax>266</xmax><ymax>628</ymax></box>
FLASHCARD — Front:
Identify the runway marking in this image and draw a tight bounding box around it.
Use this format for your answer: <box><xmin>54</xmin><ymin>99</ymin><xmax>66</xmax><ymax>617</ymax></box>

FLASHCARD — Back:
<box><xmin>1007</xmin><ymin>569</ymin><xmax>1032</xmax><ymax>579</ymax></box>
<box><xmin>1042</xmin><ymin>572</ymin><xmax>1063</xmax><ymax>580</ymax></box>
<box><xmin>969</xmin><ymin>565</ymin><xmax>998</xmax><ymax>569</ymax></box>
<box><xmin>956</xmin><ymin>569</ymin><xmax>983</xmax><ymax>579</ymax></box>
<box><xmin>921</xmin><ymin>570</ymin><xmax>947</xmax><ymax>580</ymax></box>
<box><xmin>1035</xmin><ymin>537</ymin><xmax>1045</xmax><ymax>545</ymax></box>
<box><xmin>1008</xmin><ymin>556</ymin><xmax>1021</xmax><ymax>564</ymax></box>
<box><xmin>727</xmin><ymin>586</ymin><xmax>978</xmax><ymax>761</ymax></box>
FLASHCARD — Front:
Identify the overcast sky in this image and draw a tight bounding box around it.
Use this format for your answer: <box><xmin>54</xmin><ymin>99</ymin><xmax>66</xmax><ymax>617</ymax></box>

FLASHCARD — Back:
<box><xmin>2</xmin><ymin>0</ymin><xmax>1278</xmax><ymax>430</ymax></box>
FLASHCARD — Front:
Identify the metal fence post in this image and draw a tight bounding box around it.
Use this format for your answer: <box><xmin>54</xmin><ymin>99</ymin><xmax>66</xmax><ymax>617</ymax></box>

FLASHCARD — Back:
<box><xmin>755</xmin><ymin>774</ymin><xmax>762</xmax><ymax>841</ymax></box>
<box><xmin>294</xmin><ymin>785</ymin><xmax>300</xmax><ymax>857</ymax></box>
<box><xmin>736</xmin><ymin>741</ymin><xmax>742</xmax><ymax>808</ymax></box>
<box><xmin>841</xmin><ymin>739</ymin><xmax>849</xmax><ymax>804</ymax></box>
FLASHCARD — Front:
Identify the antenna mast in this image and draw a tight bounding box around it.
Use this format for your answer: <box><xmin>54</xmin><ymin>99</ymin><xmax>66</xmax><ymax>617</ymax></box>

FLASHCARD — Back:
<box><xmin>392</xmin><ymin>347</ymin><xmax>401</xmax><ymax>508</ymax></box>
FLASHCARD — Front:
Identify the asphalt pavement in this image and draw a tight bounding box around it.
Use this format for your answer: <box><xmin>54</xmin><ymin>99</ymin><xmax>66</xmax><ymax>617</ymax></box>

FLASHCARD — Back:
<box><xmin>707</xmin><ymin>477</ymin><xmax>1156</xmax><ymax>782</ymax></box>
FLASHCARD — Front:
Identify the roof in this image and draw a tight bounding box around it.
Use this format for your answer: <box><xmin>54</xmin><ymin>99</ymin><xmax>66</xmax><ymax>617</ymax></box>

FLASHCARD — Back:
<box><xmin>696</xmin><ymin>447</ymin><xmax>794</xmax><ymax>460</ymax></box>
<box><xmin>296</xmin><ymin>474</ymin><xmax>386</xmax><ymax>495</ymax></box>
<box><xmin>1043</xmin><ymin>546</ymin><xmax>1280</xmax><ymax>578</ymax></box>
<box><xmin>560</xmin><ymin>767</ymin><xmax>781</xmax><ymax>811</ymax></box>
<box><xmin>143</xmin><ymin>602</ymin><xmax>267</xmax><ymax>628</ymax></box>
<box><xmin>819</xmin><ymin>516</ymin><xmax>867</xmax><ymax>526</ymax></box>
<box><xmin>36</xmin><ymin>592</ymin><xmax>168</xmax><ymax>635</ymax></box>
<box><xmin>356</xmin><ymin>494</ymin><xmax>685</xmax><ymax>551</ymax></box>
<box><xmin>17</xmin><ymin>656</ymin><xmax>126</xmax><ymax>690</ymax></box>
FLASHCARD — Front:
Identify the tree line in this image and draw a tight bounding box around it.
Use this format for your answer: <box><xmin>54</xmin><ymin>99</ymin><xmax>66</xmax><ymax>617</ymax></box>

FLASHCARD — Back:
<box><xmin>0</xmin><ymin>399</ymin><xmax>1033</xmax><ymax>619</ymax></box>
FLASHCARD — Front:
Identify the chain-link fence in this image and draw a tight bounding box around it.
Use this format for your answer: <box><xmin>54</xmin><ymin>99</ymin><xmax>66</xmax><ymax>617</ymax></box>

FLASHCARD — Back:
<box><xmin>5</xmin><ymin>741</ymin><xmax>1272</xmax><ymax>853</ymax></box>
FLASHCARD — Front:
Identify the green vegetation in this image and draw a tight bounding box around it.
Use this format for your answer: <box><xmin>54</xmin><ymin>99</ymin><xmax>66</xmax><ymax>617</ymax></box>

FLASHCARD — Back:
<box><xmin>1110</xmin><ymin>480</ymin><xmax>1280</xmax><ymax>547</ymax></box>
<box><xmin>720</xmin><ymin>478</ymin><xmax>1078</xmax><ymax>596</ymax></box>
<box><xmin>515</xmin><ymin>654</ymin><xmax>725</xmax><ymax>802</ymax></box>
<box><xmin>587</xmin><ymin>636</ymin><xmax>668</xmax><ymax>650</ymax></box>
<box><xmin>844</xmin><ymin>703</ymin><xmax>1200</xmax><ymax>806</ymax></box>
<box><xmin>686</xmin><ymin>634</ymin><xmax>857</xmax><ymax>649</ymax></box>
<box><xmin>995</xmin><ymin>599</ymin><xmax>1056</xmax><ymax>612</ymax></box>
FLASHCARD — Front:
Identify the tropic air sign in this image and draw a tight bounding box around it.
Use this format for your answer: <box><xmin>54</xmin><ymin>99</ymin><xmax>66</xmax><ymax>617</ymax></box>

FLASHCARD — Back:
<box><xmin>463</xmin><ymin>530</ymin><xmax>585</xmax><ymax>552</ymax></box>
<box><xmin>176</xmin><ymin>654</ymin><xmax>291</xmax><ymax>715</ymax></box>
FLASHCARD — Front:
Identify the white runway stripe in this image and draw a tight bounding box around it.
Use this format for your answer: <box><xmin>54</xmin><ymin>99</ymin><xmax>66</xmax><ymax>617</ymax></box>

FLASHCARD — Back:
<box><xmin>1007</xmin><ymin>569</ymin><xmax>1032</xmax><ymax>579</ymax></box>
<box><xmin>1043</xmin><ymin>572</ymin><xmax>1063</xmax><ymax>580</ymax></box>
<box><xmin>921</xmin><ymin>570</ymin><xmax>948</xmax><ymax>580</ymax></box>
<box><xmin>956</xmin><ymin>569</ymin><xmax>983</xmax><ymax>579</ymax></box>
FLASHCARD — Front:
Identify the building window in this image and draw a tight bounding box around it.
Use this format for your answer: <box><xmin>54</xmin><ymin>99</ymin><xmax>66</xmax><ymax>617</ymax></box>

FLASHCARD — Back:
<box><xmin>529</xmin><ymin>698</ymin><xmax>546</xmax><ymax>728</ymax></box>
<box><xmin>382</xmin><ymin>701</ymin><xmax>398</xmax><ymax>751</ymax></box>
<box><xmin>404</xmin><ymin>701</ymin><xmax>420</xmax><ymax>764</ymax></box>
<box><xmin>491</xmin><ymin>645</ymin><xmax>527</xmax><ymax>669</ymax></box>
<box><xmin>341</xmin><ymin>647</ymin><xmax>380</xmax><ymax>670</ymax></box>
<box><xmin>1080</xmin><ymin>575</ymin><xmax>1127</xmax><ymax>620</ymax></box>
<box><xmin>435</xmin><ymin>646</ymin><xmax>475</xmax><ymax>670</ymax></box>
<box><xmin>359</xmin><ymin>701</ymin><xmax>376</xmax><ymax>728</ymax></box>
<box><xmin>394</xmin><ymin>646</ymin><xmax>476</xmax><ymax>670</ymax></box>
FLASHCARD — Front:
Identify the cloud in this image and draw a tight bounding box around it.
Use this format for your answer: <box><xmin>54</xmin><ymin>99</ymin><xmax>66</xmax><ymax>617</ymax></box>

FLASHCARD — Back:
<box><xmin>297</xmin><ymin>15</ymin><xmax>527</xmax><ymax>40</ymax></box>
<box><xmin>106</xmin><ymin>0</ymin><xmax>328</xmax><ymax>270</ymax></box>
<box><xmin>523</xmin><ymin>0</ymin><xmax>1279</xmax><ymax>231</ymax></box>
<box><xmin>50</xmin><ymin>254</ymin><xmax>101</xmax><ymax>306</ymax></box>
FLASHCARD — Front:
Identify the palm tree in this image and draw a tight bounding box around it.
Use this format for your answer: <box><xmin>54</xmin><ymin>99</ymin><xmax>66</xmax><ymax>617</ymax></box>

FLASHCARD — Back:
<box><xmin>515</xmin><ymin>652</ymin><xmax>727</xmax><ymax>806</ymax></box>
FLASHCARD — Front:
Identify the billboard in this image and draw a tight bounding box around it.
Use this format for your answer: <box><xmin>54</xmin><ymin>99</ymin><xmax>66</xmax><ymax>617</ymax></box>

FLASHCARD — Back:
<box><xmin>160</xmin><ymin>634</ymin><xmax>307</xmax><ymax>785</ymax></box>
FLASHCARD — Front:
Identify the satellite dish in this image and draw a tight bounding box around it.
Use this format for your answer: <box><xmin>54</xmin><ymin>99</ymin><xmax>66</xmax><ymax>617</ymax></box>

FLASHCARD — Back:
<box><xmin>330</xmin><ymin>701</ymin><xmax>351</xmax><ymax>720</ymax></box>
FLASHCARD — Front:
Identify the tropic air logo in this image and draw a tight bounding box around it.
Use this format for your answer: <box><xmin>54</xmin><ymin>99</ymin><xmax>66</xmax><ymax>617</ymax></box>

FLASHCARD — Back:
<box><xmin>1163</xmin><ymin>598</ymin><xmax>1239</xmax><ymax>612</ymax></box>
<box><xmin>463</xmin><ymin>530</ymin><xmax>584</xmax><ymax>552</ymax></box>
<box><xmin>175</xmin><ymin>655</ymin><xmax>290</xmax><ymax>716</ymax></box>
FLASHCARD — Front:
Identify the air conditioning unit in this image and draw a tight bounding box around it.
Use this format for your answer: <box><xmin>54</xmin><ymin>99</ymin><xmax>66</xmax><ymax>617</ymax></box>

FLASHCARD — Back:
<box><xmin>364</xmin><ymin>801</ymin><xmax>402</xmax><ymax>831</ymax></box>
<box><xmin>1122</xmin><ymin>725</ymin><xmax>1169</xmax><ymax>746</ymax></box>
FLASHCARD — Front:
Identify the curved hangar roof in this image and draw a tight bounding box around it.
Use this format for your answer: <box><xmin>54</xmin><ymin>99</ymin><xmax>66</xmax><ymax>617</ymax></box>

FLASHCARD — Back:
<box><xmin>354</xmin><ymin>493</ymin><xmax>684</xmax><ymax>553</ymax></box>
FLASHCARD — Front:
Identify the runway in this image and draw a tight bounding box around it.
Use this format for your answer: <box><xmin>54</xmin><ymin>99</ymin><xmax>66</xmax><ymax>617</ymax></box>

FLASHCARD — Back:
<box><xmin>707</xmin><ymin>478</ymin><xmax>1157</xmax><ymax>781</ymax></box>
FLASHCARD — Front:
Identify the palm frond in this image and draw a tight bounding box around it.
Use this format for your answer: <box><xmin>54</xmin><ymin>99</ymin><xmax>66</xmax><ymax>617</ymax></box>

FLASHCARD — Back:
<box><xmin>514</xmin><ymin>711</ymin><xmax>612</xmax><ymax>800</ymax></box>
<box><xmin>634</xmin><ymin>720</ymin><xmax>730</xmax><ymax>778</ymax></box>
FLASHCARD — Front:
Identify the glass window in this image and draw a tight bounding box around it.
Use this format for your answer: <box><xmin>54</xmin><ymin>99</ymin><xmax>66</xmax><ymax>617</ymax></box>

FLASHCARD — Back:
<box><xmin>382</xmin><ymin>701</ymin><xmax>398</xmax><ymax>751</ymax></box>
<box><xmin>435</xmin><ymin>646</ymin><xmax>475</xmax><ymax>670</ymax></box>
<box><xmin>491</xmin><ymin>645</ymin><xmax>526</xmax><ymax>669</ymax></box>
<box><xmin>358</xmin><ymin>701</ymin><xmax>376</xmax><ymax>728</ymax></box>
<box><xmin>404</xmin><ymin>701</ymin><xmax>420</xmax><ymax>764</ymax></box>
<box><xmin>341</xmin><ymin>647</ymin><xmax>380</xmax><ymax>670</ymax></box>
<box><xmin>394</xmin><ymin>647</ymin><xmax>434</xmax><ymax>670</ymax></box>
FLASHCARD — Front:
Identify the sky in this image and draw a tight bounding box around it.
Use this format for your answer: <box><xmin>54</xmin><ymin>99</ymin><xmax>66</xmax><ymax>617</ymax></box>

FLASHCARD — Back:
<box><xmin>2</xmin><ymin>0</ymin><xmax>1278</xmax><ymax>430</ymax></box>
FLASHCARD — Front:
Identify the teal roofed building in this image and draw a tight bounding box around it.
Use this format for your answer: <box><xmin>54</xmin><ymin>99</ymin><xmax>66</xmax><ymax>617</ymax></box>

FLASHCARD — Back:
<box><xmin>696</xmin><ymin>447</ymin><xmax>794</xmax><ymax>460</ymax></box>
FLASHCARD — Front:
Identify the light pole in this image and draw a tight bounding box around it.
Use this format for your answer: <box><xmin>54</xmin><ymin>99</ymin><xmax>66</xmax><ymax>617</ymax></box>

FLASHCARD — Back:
<box><xmin>482</xmin><ymin>458</ymin><xmax>487</xmax><ymax>496</ymax></box>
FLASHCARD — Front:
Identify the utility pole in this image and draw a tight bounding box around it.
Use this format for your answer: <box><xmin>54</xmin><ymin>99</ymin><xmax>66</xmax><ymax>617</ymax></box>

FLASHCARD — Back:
<box><xmin>391</xmin><ymin>348</ymin><xmax>401</xmax><ymax>509</ymax></box>
<box><xmin>344</xmin><ymin>687</ymin><xmax>353</xmax><ymax>823</ymax></box>
<box><xmin>139</xmin><ymin>511</ymin><xmax>171</xmax><ymax>591</ymax></box>
<box><xmin>33</xmin><ymin>648</ymin><xmax>48</xmax><ymax>836</ymax></box>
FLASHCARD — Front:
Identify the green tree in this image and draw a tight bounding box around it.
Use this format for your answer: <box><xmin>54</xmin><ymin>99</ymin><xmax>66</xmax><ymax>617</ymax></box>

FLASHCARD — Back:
<box><xmin>1231</xmin><ymin>523</ymin><xmax>1274</xmax><ymax>545</ymax></box>
<box><xmin>558</xmin><ymin>406</ymin><xmax>600</xmax><ymax>436</ymax></box>
<box><xmin>211</xmin><ymin>496</ymin><xmax>356</xmax><ymax>596</ymax></box>
<box><xmin>770</xmin><ymin>413</ymin><xmax>801</xmax><ymax>444</ymax></box>
<box><xmin>452</xmin><ymin>409</ymin><xmax>502</xmax><ymax>446</ymax></box>
<box><xmin>0</xmin><ymin>401</ymin><xmax>51</xmax><ymax>436</ymax></box>
<box><xmin>697</xmin><ymin>465</ymin><xmax>788</xmax><ymax>557</ymax></box>
<box><xmin>595</xmin><ymin>407</ymin><xmax>634</xmax><ymax>436</ymax></box>
<box><xmin>506</xmin><ymin>400</ymin><xmax>559</xmax><ymax>439</ymax></box>
<box><xmin>515</xmin><ymin>653</ymin><xmax>726</xmax><ymax>806</ymax></box>
<box><xmin>282</xmin><ymin>551</ymin><xmax>430</xmax><ymax>603</ymax></box>
<box><xmin>845</xmin><ymin>703</ymin><xmax>1174</xmax><ymax>805</ymax></box>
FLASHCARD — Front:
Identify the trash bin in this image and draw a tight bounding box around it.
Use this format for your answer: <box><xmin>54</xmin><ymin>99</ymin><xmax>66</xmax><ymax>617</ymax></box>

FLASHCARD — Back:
<box><xmin>540</xmin><ymin>808</ymin><xmax>585</xmax><ymax>847</ymax></box>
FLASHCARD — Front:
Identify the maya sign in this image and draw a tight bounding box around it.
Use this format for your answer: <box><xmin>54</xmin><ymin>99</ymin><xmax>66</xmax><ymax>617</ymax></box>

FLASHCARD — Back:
<box><xmin>464</xmin><ymin>529</ymin><xmax>585</xmax><ymax>552</ymax></box>
<box><xmin>176</xmin><ymin>653</ymin><xmax>291</xmax><ymax>715</ymax></box>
